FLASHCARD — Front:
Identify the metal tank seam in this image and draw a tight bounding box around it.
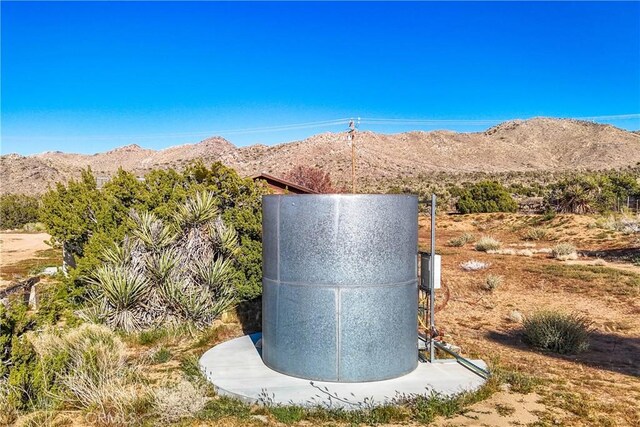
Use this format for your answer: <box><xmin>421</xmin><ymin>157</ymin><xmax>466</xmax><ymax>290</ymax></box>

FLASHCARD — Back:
<box><xmin>261</xmin><ymin>277</ymin><xmax>418</xmax><ymax>288</ymax></box>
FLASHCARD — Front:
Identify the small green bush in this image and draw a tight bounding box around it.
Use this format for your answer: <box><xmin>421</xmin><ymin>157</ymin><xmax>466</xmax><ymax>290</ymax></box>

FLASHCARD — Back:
<box><xmin>455</xmin><ymin>181</ymin><xmax>518</xmax><ymax>214</ymax></box>
<box><xmin>0</xmin><ymin>382</ymin><xmax>17</xmax><ymax>425</ymax></box>
<box><xmin>270</xmin><ymin>405</ymin><xmax>306</xmax><ymax>424</ymax></box>
<box><xmin>137</xmin><ymin>328</ymin><xmax>169</xmax><ymax>346</ymax></box>
<box><xmin>0</xmin><ymin>194</ymin><xmax>39</xmax><ymax>230</ymax></box>
<box><xmin>552</xmin><ymin>243</ymin><xmax>577</xmax><ymax>260</ymax></box>
<box><xmin>447</xmin><ymin>232</ymin><xmax>475</xmax><ymax>247</ymax></box>
<box><xmin>475</xmin><ymin>236</ymin><xmax>502</xmax><ymax>252</ymax></box>
<box><xmin>523</xmin><ymin>227</ymin><xmax>547</xmax><ymax>241</ymax></box>
<box><xmin>523</xmin><ymin>311</ymin><xmax>591</xmax><ymax>354</ymax></box>
<box><xmin>482</xmin><ymin>275</ymin><xmax>503</xmax><ymax>291</ymax></box>
<box><xmin>180</xmin><ymin>354</ymin><xmax>204</xmax><ymax>382</ymax></box>
<box><xmin>197</xmin><ymin>396</ymin><xmax>251</xmax><ymax>421</ymax></box>
<box><xmin>151</xmin><ymin>347</ymin><xmax>172</xmax><ymax>364</ymax></box>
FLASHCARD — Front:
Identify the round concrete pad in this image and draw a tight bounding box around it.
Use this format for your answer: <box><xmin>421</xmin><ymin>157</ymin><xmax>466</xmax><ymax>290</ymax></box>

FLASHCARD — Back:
<box><xmin>200</xmin><ymin>333</ymin><xmax>488</xmax><ymax>408</ymax></box>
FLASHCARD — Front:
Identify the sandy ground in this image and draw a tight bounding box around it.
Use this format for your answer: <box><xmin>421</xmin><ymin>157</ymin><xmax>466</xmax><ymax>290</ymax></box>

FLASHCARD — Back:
<box><xmin>421</xmin><ymin>213</ymin><xmax>640</xmax><ymax>426</ymax></box>
<box><xmin>566</xmin><ymin>258</ymin><xmax>640</xmax><ymax>275</ymax></box>
<box><xmin>0</xmin><ymin>232</ymin><xmax>52</xmax><ymax>289</ymax></box>
<box><xmin>433</xmin><ymin>391</ymin><xmax>548</xmax><ymax>427</ymax></box>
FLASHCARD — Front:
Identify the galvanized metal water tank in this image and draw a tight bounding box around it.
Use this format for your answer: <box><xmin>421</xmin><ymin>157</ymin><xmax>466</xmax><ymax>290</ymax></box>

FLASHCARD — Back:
<box><xmin>261</xmin><ymin>194</ymin><xmax>418</xmax><ymax>382</ymax></box>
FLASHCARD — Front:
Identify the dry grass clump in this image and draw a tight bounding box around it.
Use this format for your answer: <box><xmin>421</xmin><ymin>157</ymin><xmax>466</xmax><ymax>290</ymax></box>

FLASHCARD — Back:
<box><xmin>475</xmin><ymin>236</ymin><xmax>502</xmax><ymax>252</ymax></box>
<box><xmin>596</xmin><ymin>214</ymin><xmax>640</xmax><ymax>234</ymax></box>
<box><xmin>28</xmin><ymin>324</ymin><xmax>151</xmax><ymax>421</ymax></box>
<box><xmin>460</xmin><ymin>260</ymin><xmax>490</xmax><ymax>271</ymax></box>
<box><xmin>154</xmin><ymin>380</ymin><xmax>209</xmax><ymax>423</ymax></box>
<box><xmin>0</xmin><ymin>381</ymin><xmax>17</xmax><ymax>426</ymax></box>
<box><xmin>552</xmin><ymin>243</ymin><xmax>578</xmax><ymax>260</ymax></box>
<box><xmin>446</xmin><ymin>232</ymin><xmax>475</xmax><ymax>247</ymax></box>
<box><xmin>487</xmin><ymin>248</ymin><xmax>534</xmax><ymax>257</ymax></box>
<box><xmin>522</xmin><ymin>227</ymin><xmax>547</xmax><ymax>241</ymax></box>
<box><xmin>522</xmin><ymin>311</ymin><xmax>592</xmax><ymax>354</ymax></box>
<box><xmin>482</xmin><ymin>274</ymin><xmax>504</xmax><ymax>291</ymax></box>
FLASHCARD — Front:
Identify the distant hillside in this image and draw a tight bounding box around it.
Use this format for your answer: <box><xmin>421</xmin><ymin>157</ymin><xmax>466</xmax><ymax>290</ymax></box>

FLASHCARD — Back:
<box><xmin>1</xmin><ymin>118</ymin><xmax>639</xmax><ymax>195</ymax></box>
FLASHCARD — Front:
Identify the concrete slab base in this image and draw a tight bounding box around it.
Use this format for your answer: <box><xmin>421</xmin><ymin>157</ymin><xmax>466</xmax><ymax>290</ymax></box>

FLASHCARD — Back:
<box><xmin>200</xmin><ymin>333</ymin><xmax>488</xmax><ymax>408</ymax></box>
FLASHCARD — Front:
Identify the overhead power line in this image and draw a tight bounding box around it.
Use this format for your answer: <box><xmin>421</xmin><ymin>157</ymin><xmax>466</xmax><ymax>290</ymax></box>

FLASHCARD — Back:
<box><xmin>4</xmin><ymin>114</ymin><xmax>638</xmax><ymax>142</ymax></box>
<box><xmin>4</xmin><ymin>118</ymin><xmax>351</xmax><ymax>141</ymax></box>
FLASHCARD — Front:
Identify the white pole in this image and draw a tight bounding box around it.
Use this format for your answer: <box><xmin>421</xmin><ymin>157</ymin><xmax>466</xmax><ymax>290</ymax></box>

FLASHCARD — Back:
<box><xmin>430</xmin><ymin>194</ymin><xmax>436</xmax><ymax>362</ymax></box>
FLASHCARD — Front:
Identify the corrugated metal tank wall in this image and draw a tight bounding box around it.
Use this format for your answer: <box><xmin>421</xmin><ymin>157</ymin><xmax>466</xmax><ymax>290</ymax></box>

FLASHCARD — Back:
<box><xmin>261</xmin><ymin>194</ymin><xmax>418</xmax><ymax>382</ymax></box>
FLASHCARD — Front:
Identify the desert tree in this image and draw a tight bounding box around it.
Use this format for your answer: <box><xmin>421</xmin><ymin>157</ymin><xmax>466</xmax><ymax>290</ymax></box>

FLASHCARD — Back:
<box><xmin>285</xmin><ymin>165</ymin><xmax>336</xmax><ymax>193</ymax></box>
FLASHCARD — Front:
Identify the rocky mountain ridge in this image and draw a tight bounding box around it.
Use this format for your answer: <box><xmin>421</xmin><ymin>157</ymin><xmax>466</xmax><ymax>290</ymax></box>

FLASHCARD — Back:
<box><xmin>2</xmin><ymin>118</ymin><xmax>639</xmax><ymax>195</ymax></box>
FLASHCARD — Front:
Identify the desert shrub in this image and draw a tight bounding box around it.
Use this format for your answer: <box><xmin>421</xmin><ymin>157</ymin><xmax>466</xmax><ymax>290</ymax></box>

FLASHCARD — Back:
<box><xmin>596</xmin><ymin>214</ymin><xmax>640</xmax><ymax>234</ymax></box>
<box><xmin>22</xmin><ymin>222</ymin><xmax>47</xmax><ymax>232</ymax></box>
<box><xmin>0</xmin><ymin>306</ymin><xmax>14</xmax><ymax>379</ymax></box>
<box><xmin>28</xmin><ymin>324</ymin><xmax>151</xmax><ymax>419</ymax></box>
<box><xmin>79</xmin><ymin>191</ymin><xmax>238</xmax><ymax>332</ymax></box>
<box><xmin>180</xmin><ymin>354</ymin><xmax>205</xmax><ymax>383</ymax></box>
<box><xmin>0</xmin><ymin>194</ymin><xmax>40</xmax><ymax>230</ymax></box>
<box><xmin>270</xmin><ymin>405</ymin><xmax>307</xmax><ymax>424</ymax></box>
<box><xmin>197</xmin><ymin>396</ymin><xmax>252</xmax><ymax>421</ymax></box>
<box><xmin>608</xmin><ymin>172</ymin><xmax>640</xmax><ymax>203</ymax></box>
<box><xmin>284</xmin><ymin>165</ymin><xmax>337</xmax><ymax>193</ymax></box>
<box><xmin>482</xmin><ymin>275</ymin><xmax>503</xmax><ymax>291</ymax></box>
<box><xmin>447</xmin><ymin>232</ymin><xmax>475</xmax><ymax>247</ymax></box>
<box><xmin>0</xmin><ymin>302</ymin><xmax>52</xmax><ymax>410</ymax></box>
<box><xmin>522</xmin><ymin>311</ymin><xmax>591</xmax><ymax>354</ymax></box>
<box><xmin>475</xmin><ymin>236</ymin><xmax>502</xmax><ymax>252</ymax></box>
<box><xmin>491</xmin><ymin>367</ymin><xmax>540</xmax><ymax>394</ymax></box>
<box><xmin>522</xmin><ymin>227</ymin><xmax>547</xmax><ymax>241</ymax></box>
<box><xmin>455</xmin><ymin>181</ymin><xmax>518</xmax><ymax>214</ymax></box>
<box><xmin>545</xmin><ymin>175</ymin><xmax>616</xmax><ymax>214</ymax></box>
<box><xmin>460</xmin><ymin>260</ymin><xmax>490</xmax><ymax>271</ymax></box>
<box><xmin>40</xmin><ymin>163</ymin><xmax>266</xmax><ymax>302</ymax></box>
<box><xmin>0</xmin><ymin>380</ymin><xmax>17</xmax><ymax>425</ymax></box>
<box><xmin>151</xmin><ymin>347</ymin><xmax>172</xmax><ymax>364</ymax></box>
<box><xmin>154</xmin><ymin>380</ymin><xmax>208</xmax><ymax>423</ymax></box>
<box><xmin>552</xmin><ymin>243</ymin><xmax>577</xmax><ymax>260</ymax></box>
<box><xmin>541</xmin><ymin>210</ymin><xmax>557</xmax><ymax>221</ymax></box>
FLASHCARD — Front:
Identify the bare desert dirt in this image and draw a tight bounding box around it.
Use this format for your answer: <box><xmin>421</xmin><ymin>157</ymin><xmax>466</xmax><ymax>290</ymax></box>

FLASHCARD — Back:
<box><xmin>420</xmin><ymin>213</ymin><xmax>639</xmax><ymax>426</ymax></box>
<box><xmin>0</xmin><ymin>232</ymin><xmax>53</xmax><ymax>290</ymax></box>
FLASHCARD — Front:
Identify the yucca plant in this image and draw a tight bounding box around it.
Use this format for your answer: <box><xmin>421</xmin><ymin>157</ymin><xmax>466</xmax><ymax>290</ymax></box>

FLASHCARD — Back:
<box><xmin>208</xmin><ymin>218</ymin><xmax>241</xmax><ymax>258</ymax></box>
<box><xmin>145</xmin><ymin>248</ymin><xmax>181</xmax><ymax>285</ymax></box>
<box><xmin>194</xmin><ymin>258</ymin><xmax>235</xmax><ymax>290</ymax></box>
<box><xmin>87</xmin><ymin>265</ymin><xmax>150</xmax><ymax>331</ymax></box>
<box><xmin>174</xmin><ymin>191</ymin><xmax>219</xmax><ymax>228</ymax></box>
<box><xmin>131</xmin><ymin>210</ymin><xmax>177</xmax><ymax>251</ymax></box>
<box><xmin>85</xmin><ymin>191</ymin><xmax>239</xmax><ymax>331</ymax></box>
<box><xmin>101</xmin><ymin>238</ymin><xmax>134</xmax><ymax>267</ymax></box>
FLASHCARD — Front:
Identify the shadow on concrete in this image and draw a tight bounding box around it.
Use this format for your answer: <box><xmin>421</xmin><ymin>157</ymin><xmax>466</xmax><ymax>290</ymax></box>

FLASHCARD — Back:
<box><xmin>486</xmin><ymin>329</ymin><xmax>640</xmax><ymax>378</ymax></box>
<box><xmin>234</xmin><ymin>297</ymin><xmax>262</xmax><ymax>334</ymax></box>
<box><xmin>579</xmin><ymin>247</ymin><xmax>640</xmax><ymax>263</ymax></box>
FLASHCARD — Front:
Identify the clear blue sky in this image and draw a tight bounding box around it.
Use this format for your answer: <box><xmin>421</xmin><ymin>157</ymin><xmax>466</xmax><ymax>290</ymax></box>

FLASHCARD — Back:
<box><xmin>2</xmin><ymin>1</ymin><xmax>639</xmax><ymax>155</ymax></box>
